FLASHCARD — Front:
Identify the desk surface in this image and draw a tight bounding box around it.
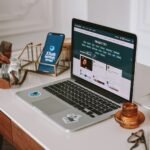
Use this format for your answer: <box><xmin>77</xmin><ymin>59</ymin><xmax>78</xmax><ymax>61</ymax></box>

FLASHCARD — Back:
<box><xmin>0</xmin><ymin>63</ymin><xmax>150</xmax><ymax>150</ymax></box>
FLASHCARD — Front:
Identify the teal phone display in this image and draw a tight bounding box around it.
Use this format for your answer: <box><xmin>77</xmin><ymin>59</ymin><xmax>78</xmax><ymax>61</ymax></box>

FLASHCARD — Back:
<box><xmin>38</xmin><ymin>32</ymin><xmax>65</xmax><ymax>73</ymax></box>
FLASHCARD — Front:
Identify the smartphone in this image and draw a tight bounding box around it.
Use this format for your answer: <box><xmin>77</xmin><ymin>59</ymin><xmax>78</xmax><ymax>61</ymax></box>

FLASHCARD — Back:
<box><xmin>38</xmin><ymin>32</ymin><xmax>65</xmax><ymax>73</ymax></box>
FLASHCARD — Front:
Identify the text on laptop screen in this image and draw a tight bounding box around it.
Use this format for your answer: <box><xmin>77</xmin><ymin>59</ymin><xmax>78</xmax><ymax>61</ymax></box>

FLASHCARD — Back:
<box><xmin>72</xmin><ymin>20</ymin><xmax>136</xmax><ymax>101</ymax></box>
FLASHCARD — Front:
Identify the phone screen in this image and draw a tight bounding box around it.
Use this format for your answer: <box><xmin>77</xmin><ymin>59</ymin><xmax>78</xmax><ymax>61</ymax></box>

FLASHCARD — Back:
<box><xmin>38</xmin><ymin>32</ymin><xmax>65</xmax><ymax>73</ymax></box>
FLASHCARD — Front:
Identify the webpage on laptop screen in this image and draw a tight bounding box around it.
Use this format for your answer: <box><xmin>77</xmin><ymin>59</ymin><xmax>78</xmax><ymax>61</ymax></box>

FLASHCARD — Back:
<box><xmin>72</xmin><ymin>24</ymin><xmax>135</xmax><ymax>100</ymax></box>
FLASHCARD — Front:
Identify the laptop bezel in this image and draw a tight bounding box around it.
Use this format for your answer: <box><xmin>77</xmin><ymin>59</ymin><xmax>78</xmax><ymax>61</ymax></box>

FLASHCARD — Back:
<box><xmin>71</xmin><ymin>18</ymin><xmax>137</xmax><ymax>104</ymax></box>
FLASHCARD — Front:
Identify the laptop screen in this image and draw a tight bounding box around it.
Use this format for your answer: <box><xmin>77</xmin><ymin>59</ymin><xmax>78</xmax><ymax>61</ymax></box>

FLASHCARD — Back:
<box><xmin>71</xmin><ymin>18</ymin><xmax>137</xmax><ymax>102</ymax></box>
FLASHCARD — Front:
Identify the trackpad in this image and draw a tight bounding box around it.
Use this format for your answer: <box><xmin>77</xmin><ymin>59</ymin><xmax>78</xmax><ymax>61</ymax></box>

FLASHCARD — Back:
<box><xmin>32</xmin><ymin>98</ymin><xmax>69</xmax><ymax>116</ymax></box>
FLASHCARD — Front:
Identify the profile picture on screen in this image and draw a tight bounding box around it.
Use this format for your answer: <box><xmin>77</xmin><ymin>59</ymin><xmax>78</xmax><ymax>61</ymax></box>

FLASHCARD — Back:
<box><xmin>80</xmin><ymin>56</ymin><xmax>92</xmax><ymax>71</ymax></box>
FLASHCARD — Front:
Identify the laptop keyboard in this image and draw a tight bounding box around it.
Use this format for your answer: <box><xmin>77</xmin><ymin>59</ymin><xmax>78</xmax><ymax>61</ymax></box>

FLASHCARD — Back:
<box><xmin>43</xmin><ymin>80</ymin><xmax>120</xmax><ymax>118</ymax></box>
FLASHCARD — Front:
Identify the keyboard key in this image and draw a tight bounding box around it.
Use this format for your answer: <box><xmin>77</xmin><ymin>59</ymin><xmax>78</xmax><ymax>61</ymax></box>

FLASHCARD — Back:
<box><xmin>44</xmin><ymin>80</ymin><xmax>120</xmax><ymax>118</ymax></box>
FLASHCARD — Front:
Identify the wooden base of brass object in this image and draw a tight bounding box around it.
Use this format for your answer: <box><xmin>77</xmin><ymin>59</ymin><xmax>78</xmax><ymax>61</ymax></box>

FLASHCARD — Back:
<box><xmin>114</xmin><ymin>110</ymin><xmax>145</xmax><ymax>129</ymax></box>
<box><xmin>114</xmin><ymin>103</ymin><xmax>145</xmax><ymax>129</ymax></box>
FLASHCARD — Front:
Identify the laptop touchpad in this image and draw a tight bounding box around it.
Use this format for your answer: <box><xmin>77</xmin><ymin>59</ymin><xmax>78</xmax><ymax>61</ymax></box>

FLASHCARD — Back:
<box><xmin>32</xmin><ymin>98</ymin><xmax>69</xmax><ymax>116</ymax></box>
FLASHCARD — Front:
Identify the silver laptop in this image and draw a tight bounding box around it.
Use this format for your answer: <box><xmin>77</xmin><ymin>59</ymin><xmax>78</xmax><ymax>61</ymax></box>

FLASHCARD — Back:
<box><xmin>16</xmin><ymin>18</ymin><xmax>137</xmax><ymax>132</ymax></box>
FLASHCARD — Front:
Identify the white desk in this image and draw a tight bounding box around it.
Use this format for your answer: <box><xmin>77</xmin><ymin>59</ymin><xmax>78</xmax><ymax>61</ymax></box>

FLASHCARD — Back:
<box><xmin>0</xmin><ymin>63</ymin><xmax>150</xmax><ymax>150</ymax></box>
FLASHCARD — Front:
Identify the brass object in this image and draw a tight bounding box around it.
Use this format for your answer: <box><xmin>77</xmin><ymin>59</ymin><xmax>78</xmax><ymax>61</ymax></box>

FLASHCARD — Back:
<box><xmin>0</xmin><ymin>41</ymin><xmax>12</xmax><ymax>60</ymax></box>
<box><xmin>18</xmin><ymin>38</ymin><xmax>71</xmax><ymax>76</ymax></box>
<box><xmin>0</xmin><ymin>41</ymin><xmax>12</xmax><ymax>89</ymax></box>
<box><xmin>114</xmin><ymin>103</ymin><xmax>145</xmax><ymax>129</ymax></box>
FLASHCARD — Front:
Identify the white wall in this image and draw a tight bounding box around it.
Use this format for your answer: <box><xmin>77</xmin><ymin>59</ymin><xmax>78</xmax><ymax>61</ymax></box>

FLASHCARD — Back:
<box><xmin>55</xmin><ymin>0</ymin><xmax>88</xmax><ymax>37</ymax></box>
<box><xmin>88</xmin><ymin>0</ymin><xmax>131</xmax><ymax>31</ymax></box>
<box><xmin>130</xmin><ymin>0</ymin><xmax>150</xmax><ymax>66</ymax></box>
<box><xmin>88</xmin><ymin>0</ymin><xmax>150</xmax><ymax>66</ymax></box>
<box><xmin>0</xmin><ymin>0</ymin><xmax>88</xmax><ymax>50</ymax></box>
<box><xmin>0</xmin><ymin>0</ymin><xmax>54</xmax><ymax>50</ymax></box>
<box><xmin>0</xmin><ymin>0</ymin><xmax>150</xmax><ymax>66</ymax></box>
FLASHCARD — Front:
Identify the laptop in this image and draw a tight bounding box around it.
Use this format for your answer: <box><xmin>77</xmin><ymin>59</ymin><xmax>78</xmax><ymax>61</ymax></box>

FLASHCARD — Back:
<box><xmin>16</xmin><ymin>18</ymin><xmax>137</xmax><ymax>132</ymax></box>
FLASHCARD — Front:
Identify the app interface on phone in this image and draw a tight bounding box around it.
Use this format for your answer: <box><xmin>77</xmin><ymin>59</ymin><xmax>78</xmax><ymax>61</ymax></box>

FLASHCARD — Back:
<box><xmin>41</xmin><ymin>33</ymin><xmax>64</xmax><ymax>64</ymax></box>
<box><xmin>38</xmin><ymin>33</ymin><xmax>65</xmax><ymax>73</ymax></box>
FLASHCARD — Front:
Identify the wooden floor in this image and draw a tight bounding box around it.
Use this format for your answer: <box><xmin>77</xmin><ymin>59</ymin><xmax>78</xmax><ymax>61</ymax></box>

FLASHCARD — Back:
<box><xmin>0</xmin><ymin>139</ymin><xmax>16</xmax><ymax>150</ymax></box>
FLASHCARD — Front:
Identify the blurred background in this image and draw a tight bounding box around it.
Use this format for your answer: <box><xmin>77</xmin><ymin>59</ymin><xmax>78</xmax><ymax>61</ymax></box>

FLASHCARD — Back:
<box><xmin>0</xmin><ymin>0</ymin><xmax>149</xmax><ymax>66</ymax></box>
